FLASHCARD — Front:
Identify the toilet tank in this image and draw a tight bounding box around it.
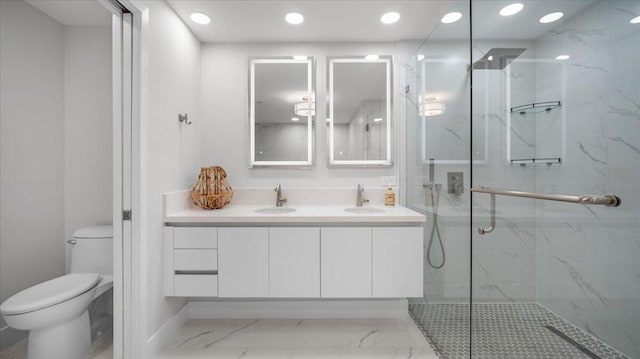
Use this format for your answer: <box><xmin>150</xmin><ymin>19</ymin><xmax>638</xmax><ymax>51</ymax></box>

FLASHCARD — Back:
<box><xmin>70</xmin><ymin>225</ymin><xmax>113</xmax><ymax>275</ymax></box>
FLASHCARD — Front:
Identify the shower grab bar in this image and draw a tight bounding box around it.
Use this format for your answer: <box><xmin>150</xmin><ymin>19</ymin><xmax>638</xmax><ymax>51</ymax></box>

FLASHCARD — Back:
<box><xmin>470</xmin><ymin>187</ymin><xmax>621</xmax><ymax>235</ymax></box>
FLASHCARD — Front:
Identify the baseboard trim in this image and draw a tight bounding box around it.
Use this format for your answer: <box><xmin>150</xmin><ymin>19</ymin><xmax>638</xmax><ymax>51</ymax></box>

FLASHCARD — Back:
<box><xmin>147</xmin><ymin>303</ymin><xmax>189</xmax><ymax>356</ymax></box>
<box><xmin>0</xmin><ymin>325</ymin><xmax>27</xmax><ymax>352</ymax></box>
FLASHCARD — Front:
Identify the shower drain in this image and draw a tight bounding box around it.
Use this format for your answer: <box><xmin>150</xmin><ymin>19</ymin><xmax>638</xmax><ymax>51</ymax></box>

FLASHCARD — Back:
<box><xmin>545</xmin><ymin>326</ymin><xmax>602</xmax><ymax>359</ymax></box>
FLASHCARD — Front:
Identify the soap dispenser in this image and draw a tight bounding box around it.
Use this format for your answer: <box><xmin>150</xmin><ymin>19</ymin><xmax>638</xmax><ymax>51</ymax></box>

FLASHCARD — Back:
<box><xmin>385</xmin><ymin>185</ymin><xmax>396</xmax><ymax>206</ymax></box>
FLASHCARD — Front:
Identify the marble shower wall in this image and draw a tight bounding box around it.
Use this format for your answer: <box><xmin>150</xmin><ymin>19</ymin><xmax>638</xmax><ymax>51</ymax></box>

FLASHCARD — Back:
<box><xmin>533</xmin><ymin>1</ymin><xmax>640</xmax><ymax>357</ymax></box>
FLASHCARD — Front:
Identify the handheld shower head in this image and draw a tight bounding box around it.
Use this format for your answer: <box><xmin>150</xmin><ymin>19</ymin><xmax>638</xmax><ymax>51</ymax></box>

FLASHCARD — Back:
<box><xmin>429</xmin><ymin>158</ymin><xmax>435</xmax><ymax>183</ymax></box>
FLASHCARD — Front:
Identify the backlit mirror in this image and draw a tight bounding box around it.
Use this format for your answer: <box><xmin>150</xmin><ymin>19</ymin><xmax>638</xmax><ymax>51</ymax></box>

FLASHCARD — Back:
<box><xmin>249</xmin><ymin>57</ymin><xmax>315</xmax><ymax>167</ymax></box>
<box><xmin>328</xmin><ymin>56</ymin><xmax>392</xmax><ymax>166</ymax></box>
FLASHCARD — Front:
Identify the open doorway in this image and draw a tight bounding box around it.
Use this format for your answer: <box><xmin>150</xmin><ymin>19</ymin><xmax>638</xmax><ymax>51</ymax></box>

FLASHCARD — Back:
<box><xmin>0</xmin><ymin>0</ymin><xmax>138</xmax><ymax>358</ymax></box>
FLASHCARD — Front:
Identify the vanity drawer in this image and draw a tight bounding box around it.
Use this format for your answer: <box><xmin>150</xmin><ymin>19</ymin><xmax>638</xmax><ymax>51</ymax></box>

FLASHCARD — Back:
<box><xmin>174</xmin><ymin>249</ymin><xmax>217</xmax><ymax>271</ymax></box>
<box><xmin>174</xmin><ymin>274</ymin><xmax>218</xmax><ymax>297</ymax></box>
<box><xmin>174</xmin><ymin>227</ymin><xmax>217</xmax><ymax>248</ymax></box>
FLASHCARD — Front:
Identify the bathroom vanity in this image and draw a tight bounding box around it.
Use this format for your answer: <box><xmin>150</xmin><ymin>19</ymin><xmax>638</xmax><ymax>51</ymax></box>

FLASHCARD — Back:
<box><xmin>163</xmin><ymin>189</ymin><xmax>426</xmax><ymax>299</ymax></box>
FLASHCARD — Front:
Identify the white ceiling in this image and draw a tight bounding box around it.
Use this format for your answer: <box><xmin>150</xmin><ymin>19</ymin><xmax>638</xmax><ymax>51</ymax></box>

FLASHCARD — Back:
<box><xmin>25</xmin><ymin>0</ymin><xmax>112</xmax><ymax>26</ymax></box>
<box><xmin>429</xmin><ymin>0</ymin><xmax>597</xmax><ymax>40</ymax></box>
<box><xmin>166</xmin><ymin>0</ymin><xmax>454</xmax><ymax>43</ymax></box>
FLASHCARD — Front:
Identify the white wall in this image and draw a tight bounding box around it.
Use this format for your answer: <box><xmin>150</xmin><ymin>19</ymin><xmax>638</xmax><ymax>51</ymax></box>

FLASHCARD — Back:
<box><xmin>134</xmin><ymin>0</ymin><xmax>203</xmax><ymax>341</ymax></box>
<box><xmin>64</xmin><ymin>26</ymin><xmax>113</xmax><ymax>272</ymax></box>
<box><xmin>200</xmin><ymin>42</ymin><xmax>398</xmax><ymax>188</ymax></box>
<box><xmin>0</xmin><ymin>0</ymin><xmax>66</xmax><ymax>348</ymax></box>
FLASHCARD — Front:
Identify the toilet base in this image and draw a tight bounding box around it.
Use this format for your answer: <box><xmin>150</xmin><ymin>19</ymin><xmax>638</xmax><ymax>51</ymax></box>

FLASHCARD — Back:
<box><xmin>27</xmin><ymin>309</ymin><xmax>91</xmax><ymax>359</ymax></box>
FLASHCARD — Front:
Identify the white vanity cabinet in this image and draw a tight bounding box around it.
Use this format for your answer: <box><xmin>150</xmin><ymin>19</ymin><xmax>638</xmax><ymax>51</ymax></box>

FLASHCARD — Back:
<box><xmin>269</xmin><ymin>227</ymin><xmax>320</xmax><ymax>297</ymax></box>
<box><xmin>321</xmin><ymin>227</ymin><xmax>372</xmax><ymax>298</ymax></box>
<box><xmin>164</xmin><ymin>225</ymin><xmax>423</xmax><ymax>299</ymax></box>
<box><xmin>372</xmin><ymin>227</ymin><xmax>423</xmax><ymax>297</ymax></box>
<box><xmin>218</xmin><ymin>227</ymin><xmax>269</xmax><ymax>298</ymax></box>
<box><xmin>164</xmin><ymin>227</ymin><xmax>218</xmax><ymax>297</ymax></box>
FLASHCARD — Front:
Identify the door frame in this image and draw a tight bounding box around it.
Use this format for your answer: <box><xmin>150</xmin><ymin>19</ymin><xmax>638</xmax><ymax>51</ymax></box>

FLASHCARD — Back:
<box><xmin>100</xmin><ymin>0</ymin><xmax>142</xmax><ymax>357</ymax></box>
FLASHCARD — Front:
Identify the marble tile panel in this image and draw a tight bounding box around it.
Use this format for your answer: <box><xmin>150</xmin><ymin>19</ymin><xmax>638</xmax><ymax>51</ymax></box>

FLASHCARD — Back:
<box><xmin>156</xmin><ymin>318</ymin><xmax>438</xmax><ymax>359</ymax></box>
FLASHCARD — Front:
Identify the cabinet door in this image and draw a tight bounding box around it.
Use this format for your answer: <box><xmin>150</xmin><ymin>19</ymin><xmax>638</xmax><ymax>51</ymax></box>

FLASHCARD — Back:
<box><xmin>372</xmin><ymin>227</ymin><xmax>423</xmax><ymax>297</ymax></box>
<box><xmin>269</xmin><ymin>227</ymin><xmax>320</xmax><ymax>298</ymax></box>
<box><xmin>321</xmin><ymin>227</ymin><xmax>371</xmax><ymax>298</ymax></box>
<box><xmin>218</xmin><ymin>227</ymin><xmax>269</xmax><ymax>297</ymax></box>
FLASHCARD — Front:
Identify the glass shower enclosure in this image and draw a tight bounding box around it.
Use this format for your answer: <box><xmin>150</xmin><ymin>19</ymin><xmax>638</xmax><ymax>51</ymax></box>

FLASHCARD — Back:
<box><xmin>406</xmin><ymin>1</ymin><xmax>640</xmax><ymax>358</ymax></box>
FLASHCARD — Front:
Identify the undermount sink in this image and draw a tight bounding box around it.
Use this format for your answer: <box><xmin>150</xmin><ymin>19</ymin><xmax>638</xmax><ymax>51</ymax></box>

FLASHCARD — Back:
<box><xmin>254</xmin><ymin>207</ymin><xmax>297</xmax><ymax>214</ymax></box>
<box><xmin>344</xmin><ymin>207</ymin><xmax>386</xmax><ymax>214</ymax></box>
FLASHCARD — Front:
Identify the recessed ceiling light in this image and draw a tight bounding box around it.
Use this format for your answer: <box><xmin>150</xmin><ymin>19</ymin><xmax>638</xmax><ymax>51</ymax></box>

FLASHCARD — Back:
<box><xmin>365</xmin><ymin>55</ymin><xmax>380</xmax><ymax>61</ymax></box>
<box><xmin>539</xmin><ymin>12</ymin><xmax>563</xmax><ymax>23</ymax></box>
<box><xmin>631</xmin><ymin>16</ymin><xmax>640</xmax><ymax>24</ymax></box>
<box><xmin>499</xmin><ymin>3</ymin><xmax>524</xmax><ymax>17</ymax></box>
<box><xmin>417</xmin><ymin>54</ymin><xmax>425</xmax><ymax>61</ymax></box>
<box><xmin>555</xmin><ymin>55</ymin><xmax>570</xmax><ymax>60</ymax></box>
<box><xmin>381</xmin><ymin>12</ymin><xmax>401</xmax><ymax>24</ymax></box>
<box><xmin>373</xmin><ymin>118</ymin><xmax>383</xmax><ymax>122</ymax></box>
<box><xmin>293</xmin><ymin>55</ymin><xmax>308</xmax><ymax>60</ymax></box>
<box><xmin>285</xmin><ymin>12</ymin><xmax>304</xmax><ymax>25</ymax></box>
<box><xmin>291</xmin><ymin>117</ymin><xmax>300</xmax><ymax>122</ymax></box>
<box><xmin>441</xmin><ymin>12</ymin><xmax>462</xmax><ymax>24</ymax></box>
<box><xmin>190</xmin><ymin>13</ymin><xmax>211</xmax><ymax>25</ymax></box>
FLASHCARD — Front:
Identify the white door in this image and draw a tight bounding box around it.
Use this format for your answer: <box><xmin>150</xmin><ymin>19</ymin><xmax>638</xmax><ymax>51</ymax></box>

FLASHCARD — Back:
<box><xmin>321</xmin><ymin>227</ymin><xmax>372</xmax><ymax>298</ymax></box>
<box><xmin>102</xmin><ymin>0</ymin><xmax>140</xmax><ymax>356</ymax></box>
<box><xmin>269</xmin><ymin>227</ymin><xmax>320</xmax><ymax>298</ymax></box>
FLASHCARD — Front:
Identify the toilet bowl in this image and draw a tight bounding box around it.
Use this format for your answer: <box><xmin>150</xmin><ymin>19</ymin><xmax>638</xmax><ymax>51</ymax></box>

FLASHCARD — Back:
<box><xmin>0</xmin><ymin>226</ymin><xmax>113</xmax><ymax>359</ymax></box>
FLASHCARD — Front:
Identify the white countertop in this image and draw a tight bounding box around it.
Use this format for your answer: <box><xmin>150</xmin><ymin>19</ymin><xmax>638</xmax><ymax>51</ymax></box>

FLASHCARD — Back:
<box><xmin>164</xmin><ymin>204</ymin><xmax>426</xmax><ymax>224</ymax></box>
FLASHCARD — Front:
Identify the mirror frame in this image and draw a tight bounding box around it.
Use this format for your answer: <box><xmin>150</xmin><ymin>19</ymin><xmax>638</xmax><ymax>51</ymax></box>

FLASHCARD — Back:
<box><xmin>249</xmin><ymin>57</ymin><xmax>315</xmax><ymax>167</ymax></box>
<box><xmin>327</xmin><ymin>56</ymin><xmax>393</xmax><ymax>167</ymax></box>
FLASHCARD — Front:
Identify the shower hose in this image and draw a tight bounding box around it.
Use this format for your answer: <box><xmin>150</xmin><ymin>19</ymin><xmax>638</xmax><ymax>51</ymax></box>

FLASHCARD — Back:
<box><xmin>427</xmin><ymin>184</ymin><xmax>445</xmax><ymax>269</ymax></box>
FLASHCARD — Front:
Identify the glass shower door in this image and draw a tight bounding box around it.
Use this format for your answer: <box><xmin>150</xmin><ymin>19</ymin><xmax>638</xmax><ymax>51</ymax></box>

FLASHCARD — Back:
<box><xmin>471</xmin><ymin>1</ymin><xmax>640</xmax><ymax>358</ymax></box>
<box><xmin>406</xmin><ymin>1</ymin><xmax>473</xmax><ymax>357</ymax></box>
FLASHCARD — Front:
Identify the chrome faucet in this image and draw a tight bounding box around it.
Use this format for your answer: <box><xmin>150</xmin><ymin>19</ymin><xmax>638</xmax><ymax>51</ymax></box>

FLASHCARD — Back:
<box><xmin>356</xmin><ymin>184</ymin><xmax>369</xmax><ymax>207</ymax></box>
<box><xmin>274</xmin><ymin>184</ymin><xmax>287</xmax><ymax>207</ymax></box>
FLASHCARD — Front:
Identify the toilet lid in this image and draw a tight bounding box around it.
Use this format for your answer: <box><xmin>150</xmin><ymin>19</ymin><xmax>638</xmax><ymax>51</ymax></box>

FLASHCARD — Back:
<box><xmin>0</xmin><ymin>273</ymin><xmax>100</xmax><ymax>315</ymax></box>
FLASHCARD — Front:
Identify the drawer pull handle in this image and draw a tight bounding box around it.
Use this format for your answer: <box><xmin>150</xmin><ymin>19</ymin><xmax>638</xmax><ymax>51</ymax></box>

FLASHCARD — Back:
<box><xmin>175</xmin><ymin>270</ymin><xmax>218</xmax><ymax>275</ymax></box>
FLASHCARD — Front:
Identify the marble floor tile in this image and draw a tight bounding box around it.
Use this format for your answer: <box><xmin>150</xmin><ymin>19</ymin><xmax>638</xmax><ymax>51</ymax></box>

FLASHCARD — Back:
<box><xmin>0</xmin><ymin>335</ymin><xmax>112</xmax><ymax>359</ymax></box>
<box><xmin>0</xmin><ymin>340</ymin><xmax>27</xmax><ymax>359</ymax></box>
<box><xmin>156</xmin><ymin>318</ymin><xmax>439</xmax><ymax>359</ymax></box>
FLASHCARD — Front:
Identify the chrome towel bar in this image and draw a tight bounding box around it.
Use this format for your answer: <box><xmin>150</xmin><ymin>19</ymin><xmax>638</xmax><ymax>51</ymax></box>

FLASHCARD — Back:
<box><xmin>470</xmin><ymin>187</ymin><xmax>621</xmax><ymax>235</ymax></box>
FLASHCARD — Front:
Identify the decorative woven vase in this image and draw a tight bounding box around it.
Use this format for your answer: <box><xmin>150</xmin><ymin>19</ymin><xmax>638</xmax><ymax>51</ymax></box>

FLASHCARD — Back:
<box><xmin>191</xmin><ymin>166</ymin><xmax>233</xmax><ymax>209</ymax></box>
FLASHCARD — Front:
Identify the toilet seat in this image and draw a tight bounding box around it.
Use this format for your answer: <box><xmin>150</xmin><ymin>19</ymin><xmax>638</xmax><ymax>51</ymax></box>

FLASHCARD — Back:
<box><xmin>0</xmin><ymin>273</ymin><xmax>100</xmax><ymax>316</ymax></box>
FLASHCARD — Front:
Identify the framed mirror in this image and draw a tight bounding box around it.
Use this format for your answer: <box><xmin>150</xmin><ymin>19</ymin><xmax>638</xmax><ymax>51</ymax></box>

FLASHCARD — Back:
<box><xmin>328</xmin><ymin>56</ymin><xmax>392</xmax><ymax>166</ymax></box>
<box><xmin>249</xmin><ymin>57</ymin><xmax>315</xmax><ymax>167</ymax></box>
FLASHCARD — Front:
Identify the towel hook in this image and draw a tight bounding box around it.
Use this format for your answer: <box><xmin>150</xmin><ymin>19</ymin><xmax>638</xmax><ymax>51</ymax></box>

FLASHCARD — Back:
<box><xmin>178</xmin><ymin>113</ymin><xmax>192</xmax><ymax>125</ymax></box>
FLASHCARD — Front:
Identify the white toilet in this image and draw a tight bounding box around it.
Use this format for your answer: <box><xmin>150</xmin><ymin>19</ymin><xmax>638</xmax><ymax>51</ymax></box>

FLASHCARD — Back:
<box><xmin>0</xmin><ymin>225</ymin><xmax>113</xmax><ymax>359</ymax></box>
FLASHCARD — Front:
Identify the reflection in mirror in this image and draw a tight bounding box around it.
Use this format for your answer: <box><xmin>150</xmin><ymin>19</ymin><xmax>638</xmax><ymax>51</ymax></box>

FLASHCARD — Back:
<box><xmin>328</xmin><ymin>57</ymin><xmax>392</xmax><ymax>166</ymax></box>
<box><xmin>249</xmin><ymin>58</ymin><xmax>314</xmax><ymax>167</ymax></box>
<box><xmin>416</xmin><ymin>54</ymin><xmax>485</xmax><ymax>164</ymax></box>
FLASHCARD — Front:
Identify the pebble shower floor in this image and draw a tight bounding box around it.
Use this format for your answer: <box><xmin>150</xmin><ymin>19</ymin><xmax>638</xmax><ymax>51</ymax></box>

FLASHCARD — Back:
<box><xmin>409</xmin><ymin>302</ymin><xmax>629</xmax><ymax>359</ymax></box>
